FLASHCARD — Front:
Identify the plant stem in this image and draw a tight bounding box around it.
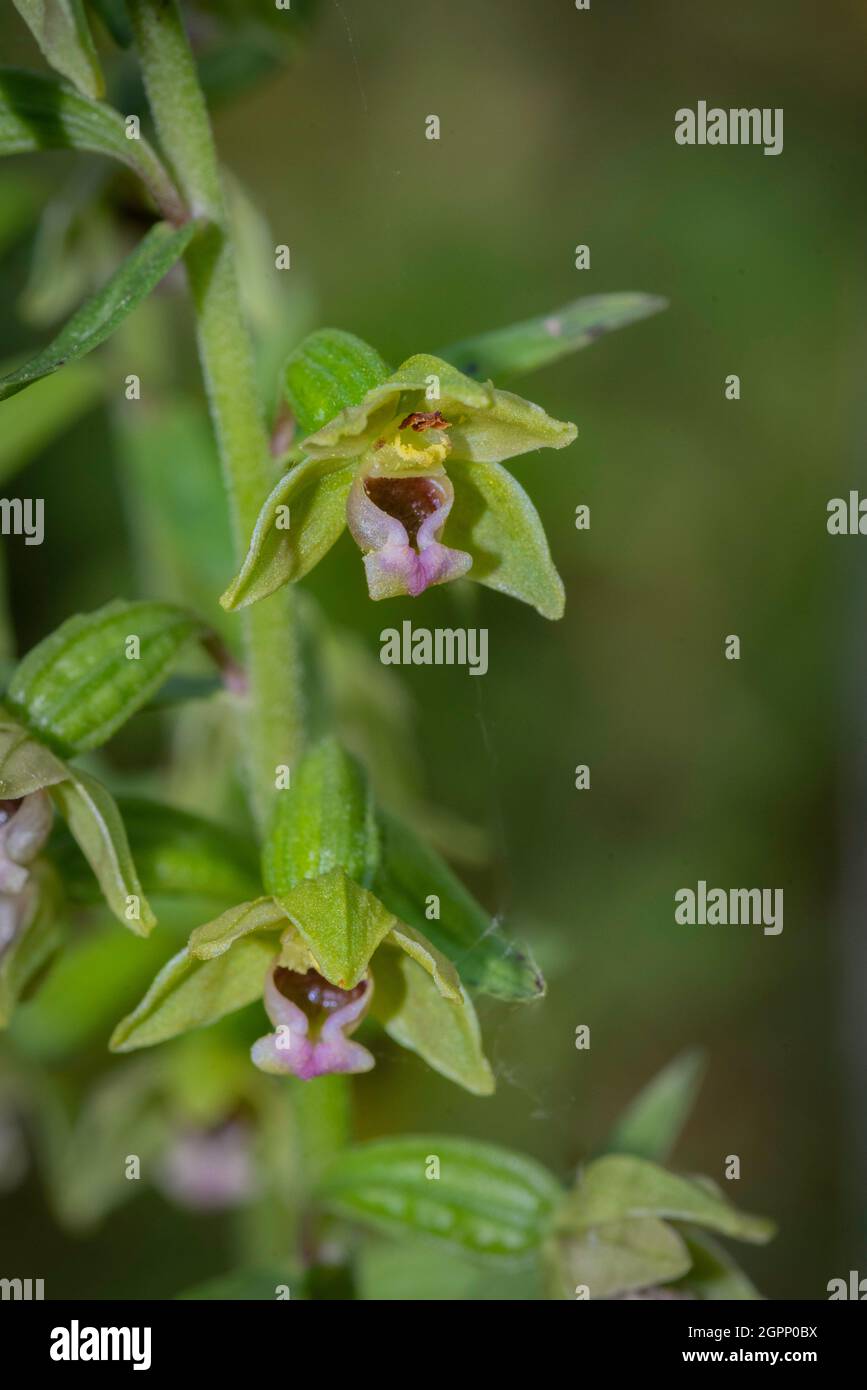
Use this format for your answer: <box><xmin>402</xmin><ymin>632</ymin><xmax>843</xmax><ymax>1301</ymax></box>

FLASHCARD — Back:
<box><xmin>128</xmin><ymin>0</ymin><xmax>302</xmax><ymax>830</ymax></box>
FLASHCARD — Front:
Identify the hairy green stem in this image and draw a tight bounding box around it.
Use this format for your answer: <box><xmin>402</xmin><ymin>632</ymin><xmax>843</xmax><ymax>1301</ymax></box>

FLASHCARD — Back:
<box><xmin>128</xmin><ymin>0</ymin><xmax>302</xmax><ymax>829</ymax></box>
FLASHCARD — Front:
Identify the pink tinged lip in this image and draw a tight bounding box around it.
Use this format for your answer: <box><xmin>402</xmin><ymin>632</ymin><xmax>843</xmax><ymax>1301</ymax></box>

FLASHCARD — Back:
<box><xmin>251</xmin><ymin>964</ymin><xmax>375</xmax><ymax>1081</ymax></box>
<box><xmin>0</xmin><ymin>794</ymin><xmax>53</xmax><ymax>895</ymax></box>
<box><xmin>346</xmin><ymin>471</ymin><xmax>472</xmax><ymax>600</ymax></box>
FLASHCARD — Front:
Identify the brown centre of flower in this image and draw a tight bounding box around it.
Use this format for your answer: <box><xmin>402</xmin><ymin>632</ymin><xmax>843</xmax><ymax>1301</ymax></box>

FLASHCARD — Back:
<box><xmin>364</xmin><ymin>475</ymin><xmax>444</xmax><ymax>545</ymax></box>
<box><xmin>274</xmin><ymin>967</ymin><xmax>365</xmax><ymax>1022</ymax></box>
<box><xmin>399</xmin><ymin>411</ymin><xmax>451</xmax><ymax>432</ymax></box>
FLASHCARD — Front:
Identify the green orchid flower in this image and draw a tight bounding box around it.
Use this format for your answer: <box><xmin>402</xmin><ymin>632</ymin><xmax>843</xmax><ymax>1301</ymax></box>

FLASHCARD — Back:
<box><xmin>221</xmin><ymin>333</ymin><xmax>577</xmax><ymax>619</ymax></box>
<box><xmin>111</xmin><ymin>739</ymin><xmax>497</xmax><ymax>1097</ymax></box>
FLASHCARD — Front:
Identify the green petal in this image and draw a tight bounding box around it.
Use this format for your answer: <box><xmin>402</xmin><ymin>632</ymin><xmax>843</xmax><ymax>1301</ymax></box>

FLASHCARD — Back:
<box><xmin>387</xmin><ymin>919</ymin><xmax>461</xmax><ymax>1000</ymax></box>
<box><xmin>557</xmin><ymin>1156</ymin><xmax>776</xmax><ymax>1245</ymax></box>
<box><xmin>372</xmin><ymin>945</ymin><xmax>495</xmax><ymax>1096</ymax></box>
<box><xmin>550</xmin><ymin>1217</ymin><xmax>691</xmax><ymax>1300</ymax></box>
<box><xmin>300</xmin><ymin>354</ymin><xmax>491</xmax><ymax>459</ymax></box>
<box><xmin>0</xmin><ymin>703</ymin><xmax>68</xmax><ymax>798</ymax></box>
<box><xmin>110</xmin><ymin>936</ymin><xmax>276</xmax><ymax>1052</ymax></box>
<box><xmin>49</xmin><ymin>769</ymin><xmax>155</xmax><ymax>935</ymax></box>
<box><xmin>446</xmin><ymin>459</ymin><xmax>565</xmax><ymax>619</ymax></box>
<box><xmin>188</xmin><ymin>896</ymin><xmax>288</xmax><ymax>959</ymax></box>
<box><xmin>275</xmin><ymin>867</ymin><xmax>396</xmax><ymax>989</ymax></box>
<box><xmin>220</xmin><ymin>456</ymin><xmax>354</xmax><ymax>610</ymax></box>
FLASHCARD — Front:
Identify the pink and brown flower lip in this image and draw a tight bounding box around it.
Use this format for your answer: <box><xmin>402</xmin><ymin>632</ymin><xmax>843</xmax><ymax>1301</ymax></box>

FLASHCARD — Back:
<box><xmin>251</xmin><ymin>963</ymin><xmax>375</xmax><ymax>1082</ymax></box>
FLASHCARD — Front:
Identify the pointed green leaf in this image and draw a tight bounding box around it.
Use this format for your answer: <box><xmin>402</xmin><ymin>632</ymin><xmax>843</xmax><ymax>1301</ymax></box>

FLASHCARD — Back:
<box><xmin>188</xmin><ymin>896</ymin><xmax>287</xmax><ymax>960</ymax></box>
<box><xmin>220</xmin><ymin>456</ymin><xmax>354</xmax><ymax>610</ymax></box>
<box><xmin>558</xmin><ymin>1156</ymin><xmax>776</xmax><ymax>1245</ymax></box>
<box><xmin>550</xmin><ymin>1217</ymin><xmax>692</xmax><ymax>1300</ymax></box>
<box><xmin>275</xmin><ymin>868</ymin><xmax>395</xmax><ymax>989</ymax></box>
<box><xmin>49</xmin><ymin>769</ymin><xmax>155</xmax><ymax>934</ymax></box>
<box><xmin>674</xmin><ymin>1229</ymin><xmax>762</xmax><ymax>1300</ymax></box>
<box><xmin>7</xmin><ymin>598</ymin><xmax>205</xmax><ymax>754</ymax></box>
<box><xmin>0</xmin><ymin>704</ymin><xmax>68</xmax><ymax>798</ymax></box>
<box><xmin>51</xmin><ymin>798</ymin><xmax>261</xmax><ymax>904</ymax></box>
<box><xmin>446</xmin><ymin>459</ymin><xmax>564</xmax><ymax>619</ymax></box>
<box><xmin>321</xmin><ymin>1135</ymin><xmax>561</xmax><ymax>1261</ymax></box>
<box><xmin>602</xmin><ymin>1050</ymin><xmax>706</xmax><ymax>1162</ymax></box>
<box><xmin>262</xmin><ymin>737</ymin><xmax>378</xmax><ymax>895</ymax></box>
<box><xmin>13</xmin><ymin>1</ymin><xmax>104</xmax><ymax>98</ymax></box>
<box><xmin>372</xmin><ymin>945</ymin><xmax>494</xmax><ymax>1095</ymax></box>
<box><xmin>0</xmin><ymin>862</ymin><xmax>62</xmax><ymax>1026</ymax></box>
<box><xmin>110</xmin><ymin>937</ymin><xmax>276</xmax><ymax>1052</ymax></box>
<box><xmin>440</xmin><ymin>293</ymin><xmax>668</xmax><ymax>381</ymax></box>
<box><xmin>283</xmin><ymin>328</ymin><xmax>391</xmax><ymax>437</ymax></box>
<box><xmin>375</xmin><ymin>810</ymin><xmax>543</xmax><ymax>1001</ymax></box>
<box><xmin>0</xmin><ymin>69</ymin><xmax>182</xmax><ymax>217</ymax></box>
<box><xmin>0</xmin><ymin>221</ymin><xmax>197</xmax><ymax>401</ymax></box>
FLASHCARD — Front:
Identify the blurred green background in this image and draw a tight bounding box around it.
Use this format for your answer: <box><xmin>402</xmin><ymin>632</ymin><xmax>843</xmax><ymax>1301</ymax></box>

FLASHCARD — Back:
<box><xmin>1</xmin><ymin>0</ymin><xmax>865</xmax><ymax>1299</ymax></box>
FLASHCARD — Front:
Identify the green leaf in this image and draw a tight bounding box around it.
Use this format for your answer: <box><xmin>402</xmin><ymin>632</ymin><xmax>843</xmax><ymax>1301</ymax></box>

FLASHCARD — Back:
<box><xmin>262</xmin><ymin>737</ymin><xmax>378</xmax><ymax>895</ymax></box>
<box><xmin>0</xmin><ymin>863</ymin><xmax>62</xmax><ymax>1026</ymax></box>
<box><xmin>557</xmin><ymin>1156</ymin><xmax>776</xmax><ymax>1245</ymax></box>
<box><xmin>550</xmin><ymin>1217</ymin><xmax>692</xmax><ymax>1300</ymax></box>
<box><xmin>13</xmin><ymin>1</ymin><xmax>104</xmax><ymax>99</ymax></box>
<box><xmin>51</xmin><ymin>798</ymin><xmax>261</xmax><ymax>904</ymax></box>
<box><xmin>446</xmin><ymin>458</ymin><xmax>564</xmax><ymax>619</ymax></box>
<box><xmin>49</xmin><ymin>769</ymin><xmax>155</xmax><ymax>934</ymax></box>
<box><xmin>0</xmin><ymin>69</ymin><xmax>182</xmax><ymax>217</ymax></box>
<box><xmin>283</xmin><ymin>328</ymin><xmax>391</xmax><ymax>437</ymax></box>
<box><xmin>602</xmin><ymin>1050</ymin><xmax>706</xmax><ymax>1162</ymax></box>
<box><xmin>0</xmin><ymin>703</ymin><xmax>68</xmax><ymax>798</ymax></box>
<box><xmin>440</xmin><ymin>293</ymin><xmax>668</xmax><ymax>381</ymax></box>
<box><xmin>7</xmin><ymin>598</ymin><xmax>205</xmax><ymax>754</ymax></box>
<box><xmin>110</xmin><ymin>936</ymin><xmax>276</xmax><ymax>1051</ymax></box>
<box><xmin>275</xmin><ymin>868</ymin><xmax>396</xmax><ymax>989</ymax></box>
<box><xmin>0</xmin><ymin>359</ymin><xmax>103</xmax><ymax>487</ymax></box>
<box><xmin>187</xmin><ymin>897</ymin><xmax>288</xmax><ymax>960</ymax></box>
<box><xmin>673</xmin><ymin>1229</ymin><xmax>762</xmax><ymax>1300</ymax></box>
<box><xmin>321</xmin><ymin>1136</ymin><xmax>562</xmax><ymax>1261</ymax></box>
<box><xmin>0</xmin><ymin>221</ymin><xmax>197</xmax><ymax>402</ymax></box>
<box><xmin>372</xmin><ymin>945</ymin><xmax>494</xmax><ymax>1096</ymax></box>
<box><xmin>374</xmin><ymin>810</ymin><xmax>543</xmax><ymax>1001</ymax></box>
<box><xmin>219</xmin><ymin>455</ymin><xmax>354</xmax><ymax>610</ymax></box>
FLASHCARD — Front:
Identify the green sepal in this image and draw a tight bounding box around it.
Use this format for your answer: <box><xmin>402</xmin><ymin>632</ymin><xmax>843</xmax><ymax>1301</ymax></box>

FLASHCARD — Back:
<box><xmin>372</xmin><ymin>944</ymin><xmax>494</xmax><ymax>1096</ymax></box>
<box><xmin>187</xmin><ymin>896</ymin><xmax>289</xmax><ymax>961</ymax></box>
<box><xmin>556</xmin><ymin>1155</ymin><xmax>776</xmax><ymax>1245</ymax></box>
<box><xmin>220</xmin><ymin>456</ymin><xmax>354</xmax><ymax>610</ymax></box>
<box><xmin>6</xmin><ymin>598</ymin><xmax>205</xmax><ymax>754</ymax></box>
<box><xmin>0</xmin><ymin>861</ymin><xmax>63</xmax><ymax>1026</ymax></box>
<box><xmin>374</xmin><ymin>809</ymin><xmax>544</xmax><ymax>1001</ymax></box>
<box><xmin>49</xmin><ymin>769</ymin><xmax>155</xmax><ymax>934</ymax></box>
<box><xmin>320</xmin><ymin>1135</ymin><xmax>562</xmax><ymax>1261</ymax></box>
<box><xmin>262</xmin><ymin>736</ymin><xmax>378</xmax><ymax>895</ymax></box>
<box><xmin>109</xmin><ymin>936</ymin><xmax>277</xmax><ymax>1052</ymax></box>
<box><xmin>673</xmin><ymin>1228</ymin><xmax>762</xmax><ymax>1300</ymax></box>
<box><xmin>13</xmin><ymin>1</ymin><xmax>105</xmax><ymax>99</ymax></box>
<box><xmin>446</xmin><ymin>458</ymin><xmax>565</xmax><ymax>619</ymax></box>
<box><xmin>283</xmin><ymin>328</ymin><xmax>391</xmax><ymax>437</ymax></box>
